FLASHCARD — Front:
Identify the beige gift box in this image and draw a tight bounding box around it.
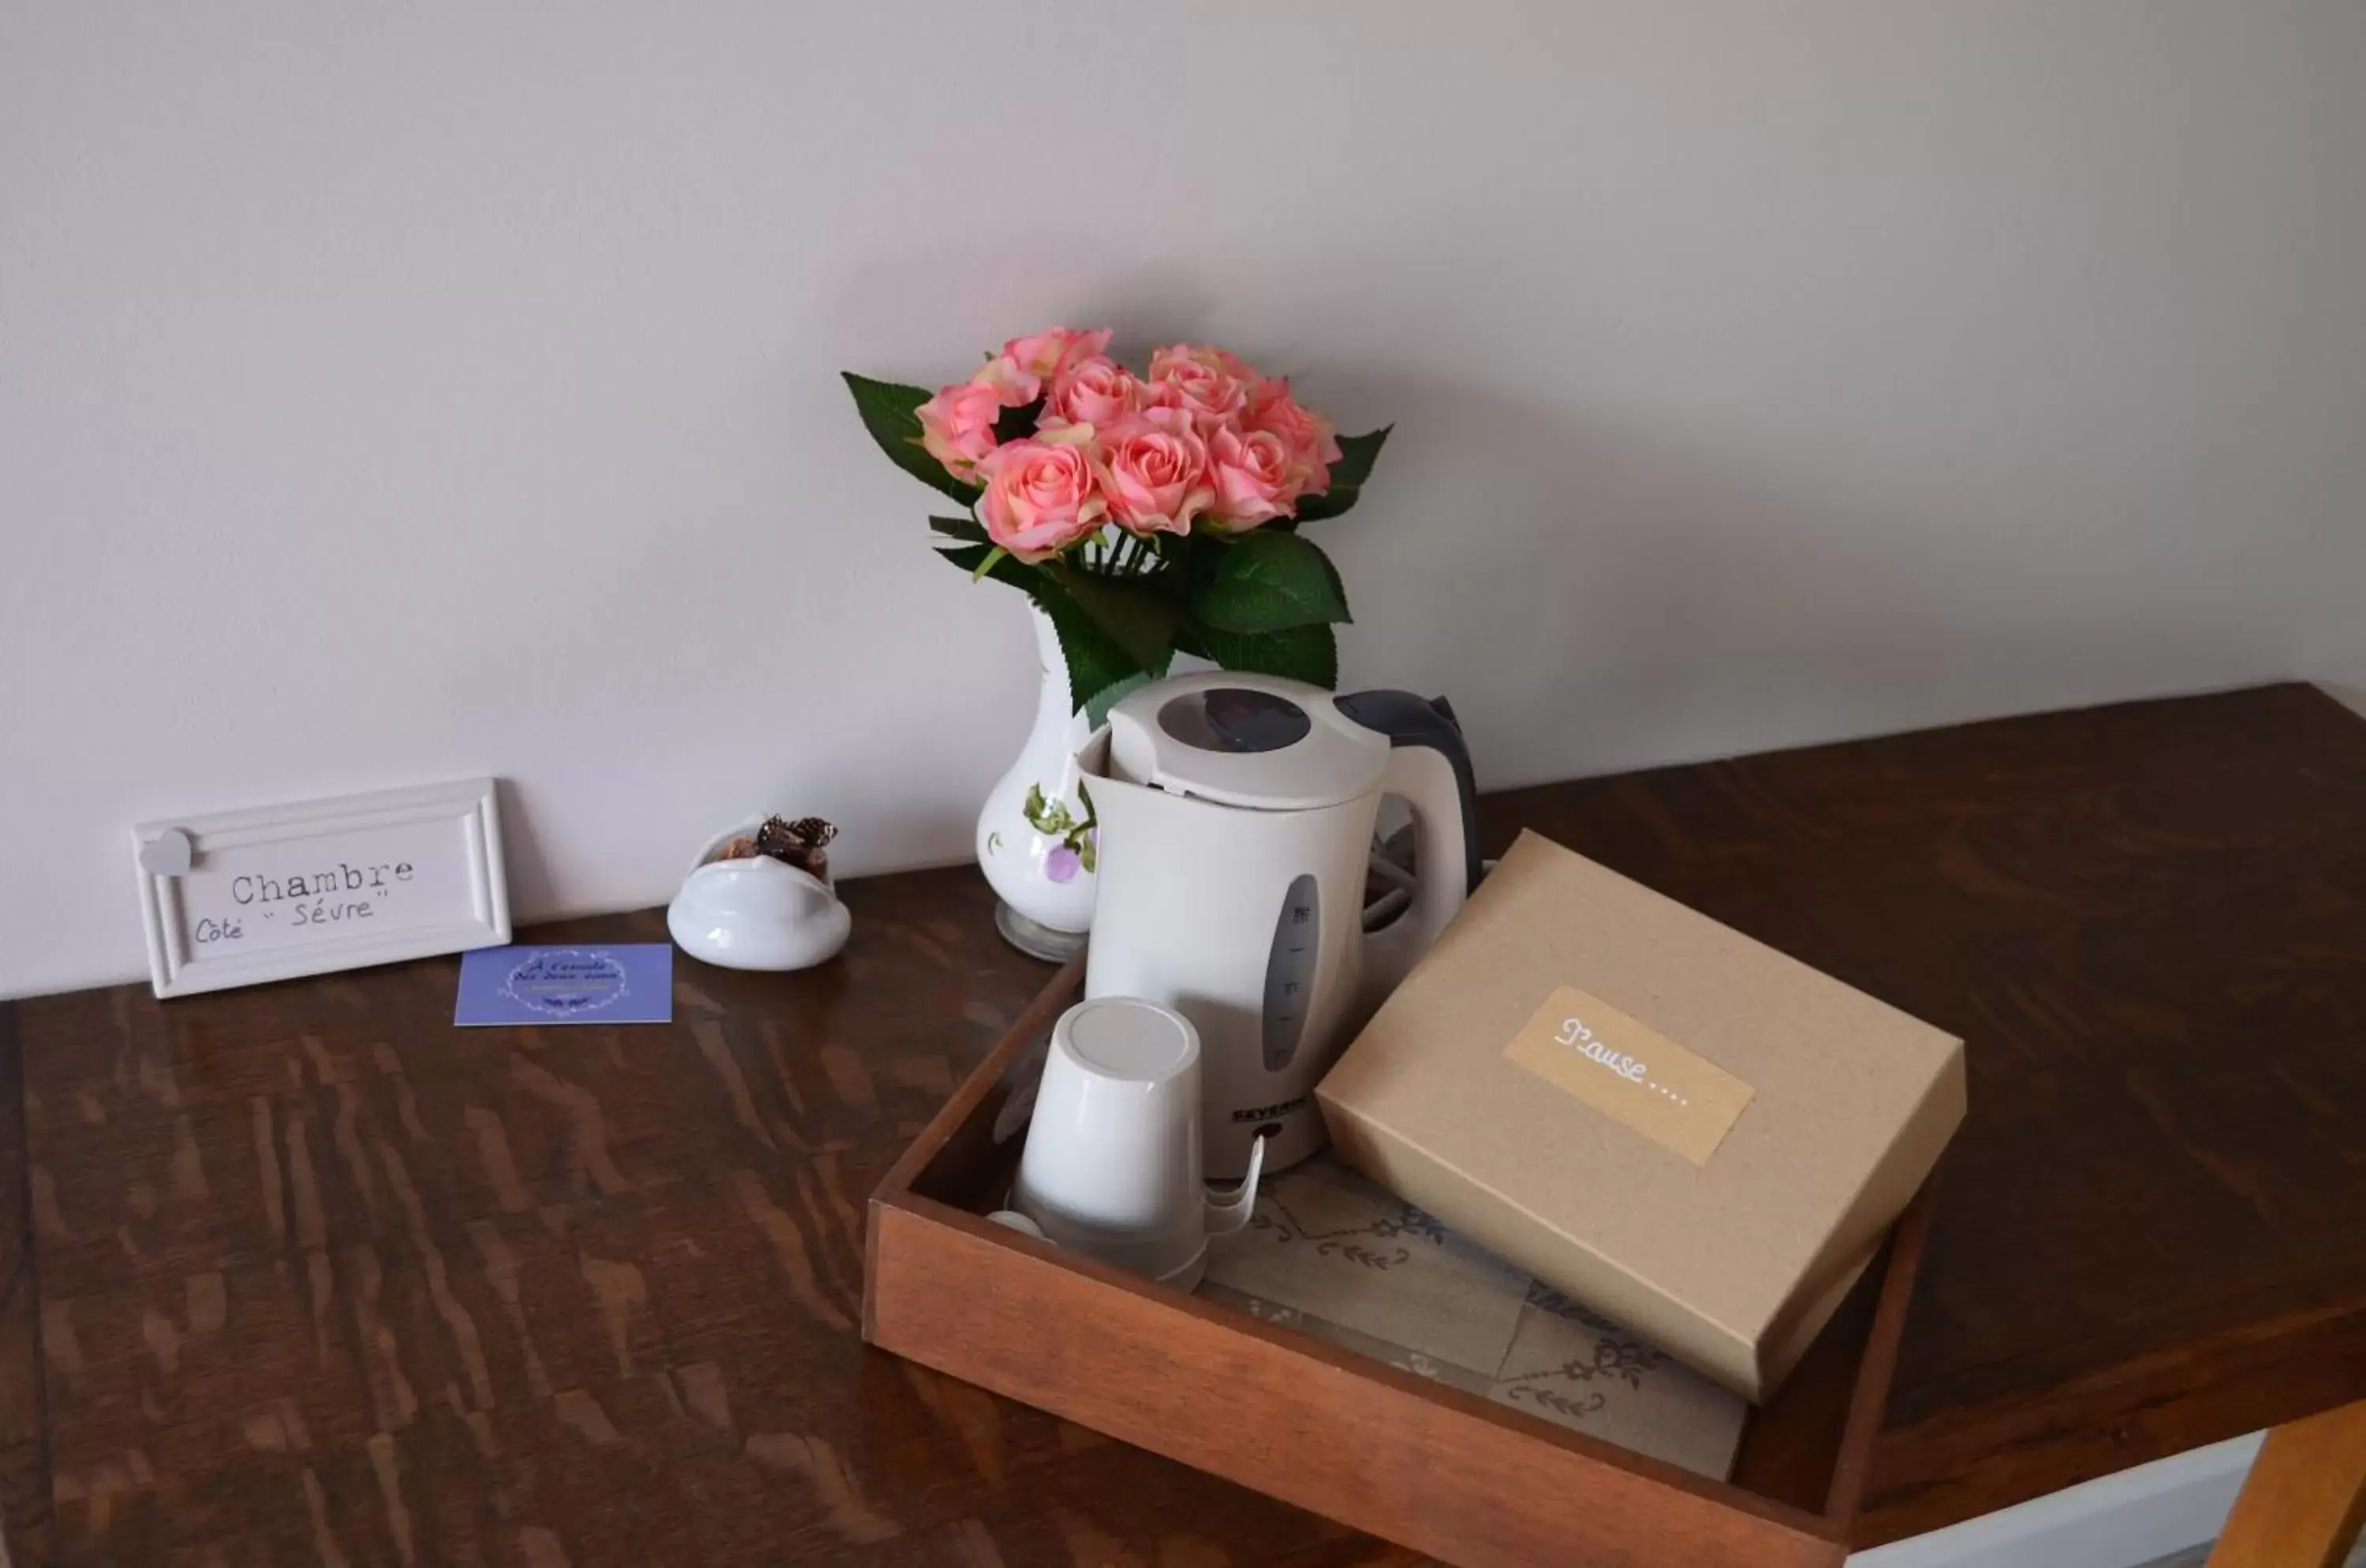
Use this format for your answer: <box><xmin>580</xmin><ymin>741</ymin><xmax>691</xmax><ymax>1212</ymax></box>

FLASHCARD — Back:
<box><xmin>1316</xmin><ymin>830</ymin><xmax>1966</xmax><ymax>1401</ymax></box>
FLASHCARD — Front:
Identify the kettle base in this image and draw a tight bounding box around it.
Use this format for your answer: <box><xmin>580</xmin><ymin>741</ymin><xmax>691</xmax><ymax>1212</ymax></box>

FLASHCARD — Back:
<box><xmin>994</xmin><ymin>902</ymin><xmax>1089</xmax><ymax>964</ymax></box>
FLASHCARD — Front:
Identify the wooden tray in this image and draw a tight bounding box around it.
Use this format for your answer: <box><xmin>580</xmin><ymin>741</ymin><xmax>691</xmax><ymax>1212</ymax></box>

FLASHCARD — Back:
<box><xmin>864</xmin><ymin>963</ymin><xmax>1932</xmax><ymax>1568</ymax></box>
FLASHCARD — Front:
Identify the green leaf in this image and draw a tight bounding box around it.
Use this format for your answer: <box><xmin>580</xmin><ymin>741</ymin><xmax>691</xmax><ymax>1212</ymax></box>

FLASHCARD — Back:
<box><xmin>1285</xmin><ymin>425</ymin><xmax>1390</xmax><ymax>526</ymax></box>
<box><xmin>934</xmin><ymin>547</ymin><xmax>1174</xmax><ymax>714</ymax></box>
<box><xmin>1199</xmin><ymin>622</ymin><xmax>1338</xmax><ymax>689</ymax></box>
<box><xmin>1084</xmin><ymin>670</ymin><xmax>1153</xmax><ymax>729</ymax></box>
<box><xmin>929</xmin><ymin>515</ymin><xmax>988</xmax><ymax>544</ymax></box>
<box><xmin>1191</xmin><ymin>532</ymin><xmax>1352</xmax><ymax>634</ymax></box>
<box><xmin>842</xmin><ymin>371</ymin><xmax>980</xmax><ymax>506</ymax></box>
<box><xmin>1330</xmin><ymin>425</ymin><xmax>1390</xmax><ymax>491</ymax></box>
<box><xmin>1028</xmin><ymin>581</ymin><xmax>1140</xmax><ymax>716</ymax></box>
<box><xmin>1053</xmin><ymin>563</ymin><xmax>1183</xmax><ymax>675</ymax></box>
<box><xmin>934</xmin><ymin>543</ymin><xmax>1035</xmax><ymax>592</ymax></box>
<box><xmin>992</xmin><ymin>397</ymin><xmax>1044</xmax><ymax>445</ymax></box>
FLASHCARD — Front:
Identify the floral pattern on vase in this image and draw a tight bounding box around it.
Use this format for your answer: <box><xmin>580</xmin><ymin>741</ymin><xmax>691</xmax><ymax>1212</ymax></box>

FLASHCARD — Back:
<box><xmin>1021</xmin><ymin>782</ymin><xmax>1098</xmax><ymax>883</ymax></box>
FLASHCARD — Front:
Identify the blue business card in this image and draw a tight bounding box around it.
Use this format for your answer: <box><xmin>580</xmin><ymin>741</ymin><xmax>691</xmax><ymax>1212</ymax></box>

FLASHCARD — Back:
<box><xmin>453</xmin><ymin>944</ymin><xmax>674</xmax><ymax>1026</ymax></box>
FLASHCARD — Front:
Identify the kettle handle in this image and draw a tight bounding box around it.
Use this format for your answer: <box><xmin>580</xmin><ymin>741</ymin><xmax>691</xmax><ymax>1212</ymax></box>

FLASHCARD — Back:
<box><xmin>1334</xmin><ymin>691</ymin><xmax>1481</xmax><ymax>998</ymax></box>
<box><xmin>1203</xmin><ymin>1127</ymin><xmax>1268</xmax><ymax>1239</ymax></box>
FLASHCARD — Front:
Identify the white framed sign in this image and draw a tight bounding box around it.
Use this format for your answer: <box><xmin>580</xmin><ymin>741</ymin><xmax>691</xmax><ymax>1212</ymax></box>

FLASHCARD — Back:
<box><xmin>133</xmin><ymin>778</ymin><xmax>511</xmax><ymax>999</ymax></box>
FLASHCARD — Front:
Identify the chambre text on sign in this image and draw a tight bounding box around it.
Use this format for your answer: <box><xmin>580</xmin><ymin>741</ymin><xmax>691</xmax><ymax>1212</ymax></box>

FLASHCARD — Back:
<box><xmin>192</xmin><ymin>859</ymin><xmax>420</xmax><ymax>945</ymax></box>
<box><xmin>167</xmin><ymin>812</ymin><xmax>477</xmax><ymax>966</ymax></box>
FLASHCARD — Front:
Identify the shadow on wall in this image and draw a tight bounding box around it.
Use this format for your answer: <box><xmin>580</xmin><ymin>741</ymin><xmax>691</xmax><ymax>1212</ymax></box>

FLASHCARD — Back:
<box><xmin>499</xmin><ymin>761</ymin><xmax>987</xmax><ymax>928</ymax></box>
<box><xmin>1307</xmin><ymin>366</ymin><xmax>2255</xmax><ymax>788</ymax></box>
<box><xmin>494</xmin><ymin>778</ymin><xmax>558</xmax><ymax>920</ymax></box>
<box><xmin>2321</xmin><ymin>683</ymin><xmax>2366</xmax><ymax>724</ymax></box>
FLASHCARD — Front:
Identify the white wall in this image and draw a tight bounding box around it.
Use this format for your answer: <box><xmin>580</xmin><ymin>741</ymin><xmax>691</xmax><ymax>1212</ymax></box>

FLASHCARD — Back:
<box><xmin>6</xmin><ymin>3</ymin><xmax>2365</xmax><ymax>996</ymax></box>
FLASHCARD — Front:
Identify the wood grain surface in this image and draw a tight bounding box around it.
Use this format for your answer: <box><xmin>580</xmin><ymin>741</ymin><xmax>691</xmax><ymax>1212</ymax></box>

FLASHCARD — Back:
<box><xmin>1</xmin><ymin>682</ymin><xmax>2361</xmax><ymax>1563</ymax></box>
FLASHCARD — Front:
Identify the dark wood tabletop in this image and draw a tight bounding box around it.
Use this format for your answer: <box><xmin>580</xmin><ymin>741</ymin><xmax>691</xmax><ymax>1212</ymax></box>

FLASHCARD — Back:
<box><xmin>3</xmin><ymin>681</ymin><xmax>2362</xmax><ymax>1566</ymax></box>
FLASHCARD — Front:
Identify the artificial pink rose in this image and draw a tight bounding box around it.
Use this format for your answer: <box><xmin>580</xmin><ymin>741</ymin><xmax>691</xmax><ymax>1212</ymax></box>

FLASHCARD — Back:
<box><xmin>979</xmin><ymin>327</ymin><xmax>1116</xmax><ymax>405</ymax></box>
<box><xmin>1145</xmin><ymin>343</ymin><xmax>1248</xmax><ymax>432</ymax></box>
<box><xmin>916</xmin><ymin>380</ymin><xmax>1005</xmax><ymax>482</ymax></box>
<box><xmin>1204</xmin><ymin>426</ymin><xmax>1298</xmax><ymax>529</ymax></box>
<box><xmin>1009</xmin><ymin>327</ymin><xmax>1114</xmax><ymax>379</ymax></box>
<box><xmin>1094</xmin><ymin>407</ymin><xmax>1212</xmax><ymax>538</ymax></box>
<box><xmin>1155</xmin><ymin>342</ymin><xmax>1254</xmax><ymax>379</ymax></box>
<box><xmin>1040</xmin><ymin>356</ymin><xmax>1141</xmax><ymax>429</ymax></box>
<box><xmin>977</xmin><ymin>426</ymin><xmax>1108</xmax><ymax>562</ymax></box>
<box><xmin>968</xmin><ymin>354</ymin><xmax>1039</xmax><ymax>408</ymax></box>
<box><xmin>1245</xmin><ymin>377</ymin><xmax>1343</xmax><ymax>498</ymax></box>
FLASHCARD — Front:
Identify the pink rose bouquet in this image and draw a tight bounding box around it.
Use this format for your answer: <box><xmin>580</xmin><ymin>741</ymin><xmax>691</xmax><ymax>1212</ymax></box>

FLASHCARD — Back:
<box><xmin>846</xmin><ymin>329</ymin><xmax>1387</xmax><ymax>715</ymax></box>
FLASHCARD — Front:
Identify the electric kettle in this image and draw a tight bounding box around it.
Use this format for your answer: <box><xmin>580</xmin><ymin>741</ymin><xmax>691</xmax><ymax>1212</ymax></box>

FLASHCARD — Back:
<box><xmin>1079</xmin><ymin>672</ymin><xmax>1480</xmax><ymax>1178</ymax></box>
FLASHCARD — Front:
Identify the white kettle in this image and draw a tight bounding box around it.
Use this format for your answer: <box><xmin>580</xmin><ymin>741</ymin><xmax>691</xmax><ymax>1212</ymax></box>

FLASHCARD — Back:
<box><xmin>1079</xmin><ymin>673</ymin><xmax>1480</xmax><ymax>1178</ymax></box>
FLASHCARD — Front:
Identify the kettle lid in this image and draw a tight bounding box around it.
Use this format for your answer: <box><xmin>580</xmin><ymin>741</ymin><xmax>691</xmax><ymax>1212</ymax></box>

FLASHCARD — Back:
<box><xmin>1105</xmin><ymin>673</ymin><xmax>1389</xmax><ymax>809</ymax></box>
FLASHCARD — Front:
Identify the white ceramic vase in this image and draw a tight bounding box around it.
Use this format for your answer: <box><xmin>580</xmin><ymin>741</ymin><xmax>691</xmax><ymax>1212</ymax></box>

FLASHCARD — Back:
<box><xmin>976</xmin><ymin>603</ymin><xmax>1098</xmax><ymax>960</ymax></box>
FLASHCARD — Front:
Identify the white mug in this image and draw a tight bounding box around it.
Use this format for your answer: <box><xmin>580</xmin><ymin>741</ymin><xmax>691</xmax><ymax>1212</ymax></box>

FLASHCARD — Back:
<box><xmin>1011</xmin><ymin>997</ymin><xmax>1264</xmax><ymax>1290</ymax></box>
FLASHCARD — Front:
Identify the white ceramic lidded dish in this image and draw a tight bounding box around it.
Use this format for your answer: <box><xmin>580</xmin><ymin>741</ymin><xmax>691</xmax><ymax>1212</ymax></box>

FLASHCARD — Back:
<box><xmin>666</xmin><ymin>819</ymin><xmax>851</xmax><ymax>972</ymax></box>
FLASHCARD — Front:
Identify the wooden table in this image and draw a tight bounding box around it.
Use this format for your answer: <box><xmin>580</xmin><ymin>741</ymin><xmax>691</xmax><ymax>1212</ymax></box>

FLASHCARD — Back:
<box><xmin>2</xmin><ymin>682</ymin><xmax>2362</xmax><ymax>1566</ymax></box>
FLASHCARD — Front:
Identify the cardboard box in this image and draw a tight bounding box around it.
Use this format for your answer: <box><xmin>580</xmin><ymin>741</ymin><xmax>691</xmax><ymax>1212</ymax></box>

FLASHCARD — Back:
<box><xmin>1316</xmin><ymin>830</ymin><xmax>1965</xmax><ymax>1401</ymax></box>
